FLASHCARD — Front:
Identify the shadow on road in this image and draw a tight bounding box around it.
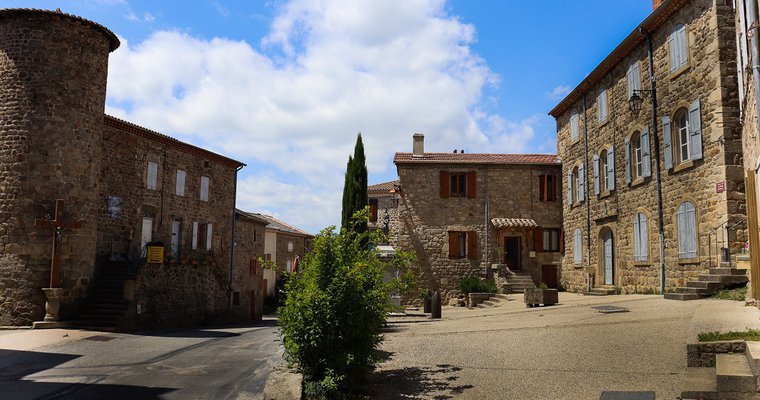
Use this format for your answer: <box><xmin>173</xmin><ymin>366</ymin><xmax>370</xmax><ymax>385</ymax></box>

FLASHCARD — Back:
<box><xmin>366</xmin><ymin>352</ymin><xmax>473</xmax><ymax>399</ymax></box>
<box><xmin>0</xmin><ymin>349</ymin><xmax>175</xmax><ymax>399</ymax></box>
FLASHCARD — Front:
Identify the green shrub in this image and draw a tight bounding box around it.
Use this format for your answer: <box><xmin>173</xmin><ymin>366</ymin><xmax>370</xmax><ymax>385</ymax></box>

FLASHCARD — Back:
<box><xmin>458</xmin><ymin>276</ymin><xmax>497</xmax><ymax>294</ymax></box>
<box><xmin>278</xmin><ymin>216</ymin><xmax>415</xmax><ymax>399</ymax></box>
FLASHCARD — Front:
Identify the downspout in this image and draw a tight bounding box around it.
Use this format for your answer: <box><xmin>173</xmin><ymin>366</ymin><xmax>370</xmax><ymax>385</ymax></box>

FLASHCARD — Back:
<box><xmin>643</xmin><ymin>28</ymin><xmax>667</xmax><ymax>294</ymax></box>
<box><xmin>582</xmin><ymin>94</ymin><xmax>591</xmax><ymax>273</ymax></box>
<box><xmin>749</xmin><ymin>0</ymin><xmax>760</xmax><ymax>138</ymax></box>
<box><xmin>229</xmin><ymin>164</ymin><xmax>244</xmax><ymax>307</ymax></box>
<box><xmin>484</xmin><ymin>166</ymin><xmax>490</xmax><ymax>277</ymax></box>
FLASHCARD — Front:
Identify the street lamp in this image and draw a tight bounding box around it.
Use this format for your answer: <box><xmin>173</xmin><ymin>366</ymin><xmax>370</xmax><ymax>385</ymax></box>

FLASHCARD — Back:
<box><xmin>628</xmin><ymin>89</ymin><xmax>654</xmax><ymax>113</ymax></box>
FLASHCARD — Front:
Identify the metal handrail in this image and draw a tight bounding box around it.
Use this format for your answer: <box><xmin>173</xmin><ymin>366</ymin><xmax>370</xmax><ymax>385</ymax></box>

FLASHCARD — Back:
<box><xmin>705</xmin><ymin>217</ymin><xmax>747</xmax><ymax>269</ymax></box>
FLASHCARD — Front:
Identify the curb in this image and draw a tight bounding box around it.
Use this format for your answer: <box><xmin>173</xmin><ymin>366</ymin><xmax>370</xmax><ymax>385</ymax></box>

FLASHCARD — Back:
<box><xmin>263</xmin><ymin>364</ymin><xmax>303</xmax><ymax>400</ymax></box>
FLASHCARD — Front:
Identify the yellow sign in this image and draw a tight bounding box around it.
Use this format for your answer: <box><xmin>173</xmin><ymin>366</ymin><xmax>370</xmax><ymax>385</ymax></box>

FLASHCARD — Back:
<box><xmin>147</xmin><ymin>246</ymin><xmax>164</xmax><ymax>264</ymax></box>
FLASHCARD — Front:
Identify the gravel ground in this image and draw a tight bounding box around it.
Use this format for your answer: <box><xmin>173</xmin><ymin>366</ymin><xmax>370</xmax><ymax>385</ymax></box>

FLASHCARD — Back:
<box><xmin>366</xmin><ymin>293</ymin><xmax>753</xmax><ymax>400</ymax></box>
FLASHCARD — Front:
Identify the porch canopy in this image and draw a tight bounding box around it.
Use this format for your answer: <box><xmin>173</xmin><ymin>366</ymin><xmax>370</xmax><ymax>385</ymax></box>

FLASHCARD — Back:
<box><xmin>491</xmin><ymin>218</ymin><xmax>538</xmax><ymax>228</ymax></box>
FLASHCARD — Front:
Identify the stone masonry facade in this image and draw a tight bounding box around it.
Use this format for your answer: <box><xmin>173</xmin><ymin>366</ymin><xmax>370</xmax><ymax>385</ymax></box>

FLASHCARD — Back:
<box><xmin>550</xmin><ymin>0</ymin><xmax>745</xmax><ymax>293</ymax></box>
<box><xmin>0</xmin><ymin>9</ymin><xmax>249</xmax><ymax>326</ymax></box>
<box><xmin>394</xmin><ymin>138</ymin><xmax>562</xmax><ymax>301</ymax></box>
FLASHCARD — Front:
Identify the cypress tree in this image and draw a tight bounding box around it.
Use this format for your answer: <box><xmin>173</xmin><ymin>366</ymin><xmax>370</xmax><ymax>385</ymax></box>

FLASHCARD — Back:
<box><xmin>340</xmin><ymin>133</ymin><xmax>368</xmax><ymax>233</ymax></box>
<box><xmin>341</xmin><ymin>155</ymin><xmax>354</xmax><ymax>229</ymax></box>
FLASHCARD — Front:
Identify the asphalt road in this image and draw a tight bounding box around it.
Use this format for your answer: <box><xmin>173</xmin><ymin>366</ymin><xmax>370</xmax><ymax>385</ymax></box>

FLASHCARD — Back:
<box><xmin>0</xmin><ymin>319</ymin><xmax>282</xmax><ymax>400</ymax></box>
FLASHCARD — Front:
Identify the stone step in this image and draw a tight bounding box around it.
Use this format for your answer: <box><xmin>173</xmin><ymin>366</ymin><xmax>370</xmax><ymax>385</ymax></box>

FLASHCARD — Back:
<box><xmin>681</xmin><ymin>367</ymin><xmax>717</xmax><ymax>400</ymax></box>
<box><xmin>675</xmin><ymin>287</ymin><xmax>709</xmax><ymax>295</ymax></box>
<box><xmin>709</xmin><ymin>267</ymin><xmax>748</xmax><ymax>276</ymax></box>
<box><xmin>698</xmin><ymin>274</ymin><xmax>748</xmax><ymax>285</ymax></box>
<box><xmin>492</xmin><ymin>294</ymin><xmax>510</xmax><ymax>300</ymax></box>
<box><xmin>686</xmin><ymin>281</ymin><xmax>723</xmax><ymax>290</ymax></box>
<box><xmin>664</xmin><ymin>292</ymin><xmax>700</xmax><ymax>301</ymax></box>
<box><xmin>745</xmin><ymin>341</ymin><xmax>760</xmax><ymax>376</ymax></box>
<box><xmin>716</xmin><ymin>353</ymin><xmax>756</xmax><ymax>393</ymax></box>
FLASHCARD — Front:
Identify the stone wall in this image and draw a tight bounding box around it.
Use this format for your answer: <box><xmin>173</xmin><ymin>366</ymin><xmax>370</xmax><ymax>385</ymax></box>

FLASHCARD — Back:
<box><xmin>274</xmin><ymin>232</ymin><xmax>310</xmax><ymax>273</ymax></box>
<box><xmin>554</xmin><ymin>0</ymin><xmax>744</xmax><ymax>293</ymax></box>
<box><xmin>395</xmin><ymin>162</ymin><xmax>562</xmax><ymax>301</ymax></box>
<box><xmin>0</xmin><ymin>10</ymin><xmax>117</xmax><ymax>325</ymax></box>
<box><xmin>232</xmin><ymin>213</ymin><xmax>267</xmax><ymax>322</ymax></box>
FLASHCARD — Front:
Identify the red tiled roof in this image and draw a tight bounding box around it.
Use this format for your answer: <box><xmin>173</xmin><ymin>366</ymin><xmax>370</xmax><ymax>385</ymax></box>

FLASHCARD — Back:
<box><xmin>491</xmin><ymin>218</ymin><xmax>538</xmax><ymax>228</ymax></box>
<box><xmin>368</xmin><ymin>180</ymin><xmax>399</xmax><ymax>193</ymax></box>
<box><xmin>394</xmin><ymin>153</ymin><xmax>560</xmax><ymax>165</ymax></box>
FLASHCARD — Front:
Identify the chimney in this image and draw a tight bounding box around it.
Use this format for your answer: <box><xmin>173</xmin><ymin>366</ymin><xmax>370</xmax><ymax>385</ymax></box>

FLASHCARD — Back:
<box><xmin>412</xmin><ymin>133</ymin><xmax>424</xmax><ymax>158</ymax></box>
<box><xmin>652</xmin><ymin>0</ymin><xmax>664</xmax><ymax>10</ymax></box>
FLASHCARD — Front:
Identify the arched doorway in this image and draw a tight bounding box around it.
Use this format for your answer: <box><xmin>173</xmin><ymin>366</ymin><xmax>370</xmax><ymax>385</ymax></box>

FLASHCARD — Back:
<box><xmin>599</xmin><ymin>227</ymin><xmax>614</xmax><ymax>285</ymax></box>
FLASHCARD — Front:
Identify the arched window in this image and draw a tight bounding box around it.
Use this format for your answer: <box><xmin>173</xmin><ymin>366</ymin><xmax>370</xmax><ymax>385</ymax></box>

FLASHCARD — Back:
<box><xmin>669</xmin><ymin>23</ymin><xmax>688</xmax><ymax>72</ymax></box>
<box><xmin>675</xmin><ymin>108</ymin><xmax>691</xmax><ymax>164</ymax></box>
<box><xmin>573</xmin><ymin>228</ymin><xmax>582</xmax><ymax>265</ymax></box>
<box><xmin>600</xmin><ymin>148</ymin><xmax>609</xmax><ymax>191</ymax></box>
<box><xmin>662</xmin><ymin>101</ymin><xmax>702</xmax><ymax>169</ymax></box>
<box><xmin>631</xmin><ymin>132</ymin><xmax>642</xmax><ymax>180</ymax></box>
<box><xmin>633</xmin><ymin>213</ymin><xmax>648</xmax><ymax>262</ymax></box>
<box><xmin>676</xmin><ymin>202</ymin><xmax>697</xmax><ymax>259</ymax></box>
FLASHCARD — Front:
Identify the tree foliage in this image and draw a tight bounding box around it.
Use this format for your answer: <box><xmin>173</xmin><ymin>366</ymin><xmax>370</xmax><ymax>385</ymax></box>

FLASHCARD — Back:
<box><xmin>341</xmin><ymin>133</ymin><xmax>368</xmax><ymax>233</ymax></box>
<box><xmin>278</xmin><ymin>211</ymin><xmax>416</xmax><ymax>398</ymax></box>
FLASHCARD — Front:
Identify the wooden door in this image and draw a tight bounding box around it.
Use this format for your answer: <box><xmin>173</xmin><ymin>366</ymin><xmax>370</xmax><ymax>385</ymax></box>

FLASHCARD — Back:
<box><xmin>603</xmin><ymin>230</ymin><xmax>614</xmax><ymax>285</ymax></box>
<box><xmin>504</xmin><ymin>237</ymin><xmax>520</xmax><ymax>270</ymax></box>
<box><xmin>541</xmin><ymin>265</ymin><xmax>558</xmax><ymax>289</ymax></box>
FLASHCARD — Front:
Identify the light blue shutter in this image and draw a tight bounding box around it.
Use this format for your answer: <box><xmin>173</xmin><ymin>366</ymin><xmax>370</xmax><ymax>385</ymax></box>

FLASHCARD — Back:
<box><xmin>641</xmin><ymin>127</ymin><xmax>651</xmax><ymax>177</ymax></box>
<box><xmin>633</xmin><ymin>215</ymin><xmax>641</xmax><ymax>261</ymax></box>
<box><xmin>641</xmin><ymin>214</ymin><xmax>648</xmax><ymax>261</ymax></box>
<box><xmin>689</xmin><ymin>98</ymin><xmax>703</xmax><ymax>160</ymax></box>
<box><xmin>663</xmin><ymin>117</ymin><xmax>673</xmax><ymax>170</ymax></box>
<box><xmin>574</xmin><ymin>228</ymin><xmax>582</xmax><ymax>264</ymax></box>
<box><xmin>578</xmin><ymin>163</ymin><xmax>585</xmax><ymax>202</ymax></box>
<box><xmin>678</xmin><ymin>25</ymin><xmax>688</xmax><ymax>68</ymax></box>
<box><xmin>567</xmin><ymin>171</ymin><xmax>573</xmax><ymax>203</ymax></box>
<box><xmin>607</xmin><ymin>145</ymin><xmax>615</xmax><ymax>191</ymax></box>
<box><xmin>627</xmin><ymin>64</ymin><xmax>634</xmax><ymax>98</ymax></box>
<box><xmin>593</xmin><ymin>155</ymin><xmax>600</xmax><ymax>195</ymax></box>
<box><xmin>669</xmin><ymin>29</ymin><xmax>677</xmax><ymax>72</ymax></box>
<box><xmin>677</xmin><ymin>202</ymin><xmax>697</xmax><ymax>258</ymax></box>
<box><xmin>624</xmin><ymin>138</ymin><xmax>631</xmax><ymax>184</ymax></box>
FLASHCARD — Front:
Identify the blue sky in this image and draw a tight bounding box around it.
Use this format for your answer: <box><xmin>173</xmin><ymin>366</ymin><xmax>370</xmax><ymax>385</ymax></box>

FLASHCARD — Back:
<box><xmin>4</xmin><ymin>0</ymin><xmax>652</xmax><ymax>233</ymax></box>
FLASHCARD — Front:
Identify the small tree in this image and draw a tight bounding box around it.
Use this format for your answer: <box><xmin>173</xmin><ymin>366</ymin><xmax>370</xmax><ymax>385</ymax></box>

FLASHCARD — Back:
<box><xmin>340</xmin><ymin>133</ymin><xmax>368</xmax><ymax>233</ymax></box>
<box><xmin>279</xmin><ymin>212</ymin><xmax>415</xmax><ymax>398</ymax></box>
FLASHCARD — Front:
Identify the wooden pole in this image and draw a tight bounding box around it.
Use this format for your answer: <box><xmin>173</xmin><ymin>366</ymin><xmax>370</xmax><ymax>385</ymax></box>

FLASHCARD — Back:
<box><xmin>745</xmin><ymin>170</ymin><xmax>760</xmax><ymax>301</ymax></box>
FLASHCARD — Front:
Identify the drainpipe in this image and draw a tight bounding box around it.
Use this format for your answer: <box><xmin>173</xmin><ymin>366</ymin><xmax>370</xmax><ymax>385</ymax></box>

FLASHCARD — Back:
<box><xmin>582</xmin><ymin>94</ymin><xmax>592</xmax><ymax>273</ymax></box>
<box><xmin>229</xmin><ymin>165</ymin><xmax>244</xmax><ymax>307</ymax></box>
<box><xmin>749</xmin><ymin>0</ymin><xmax>760</xmax><ymax>139</ymax></box>
<box><xmin>484</xmin><ymin>166</ymin><xmax>490</xmax><ymax>277</ymax></box>
<box><xmin>643</xmin><ymin>28</ymin><xmax>667</xmax><ymax>295</ymax></box>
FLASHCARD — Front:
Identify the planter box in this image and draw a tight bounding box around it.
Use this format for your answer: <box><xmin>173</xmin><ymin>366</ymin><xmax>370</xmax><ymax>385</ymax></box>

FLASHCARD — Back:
<box><xmin>524</xmin><ymin>288</ymin><xmax>558</xmax><ymax>307</ymax></box>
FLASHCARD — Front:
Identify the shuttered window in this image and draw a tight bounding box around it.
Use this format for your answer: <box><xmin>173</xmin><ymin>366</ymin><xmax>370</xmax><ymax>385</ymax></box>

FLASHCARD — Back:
<box><xmin>206</xmin><ymin>223</ymin><xmax>213</xmax><ymax>250</ymax></box>
<box><xmin>606</xmin><ymin>145</ymin><xmax>615</xmax><ymax>191</ymax></box>
<box><xmin>669</xmin><ymin>24</ymin><xmax>688</xmax><ymax>72</ymax></box>
<box><xmin>576</xmin><ymin>163</ymin><xmax>585</xmax><ymax>202</ymax></box>
<box><xmin>570</xmin><ymin>113</ymin><xmax>579</xmax><ymax>141</ymax></box>
<box><xmin>441</xmin><ymin>171</ymin><xmax>476</xmax><ymax>198</ymax></box>
<box><xmin>677</xmin><ymin>202</ymin><xmax>697</xmax><ymax>259</ymax></box>
<box><xmin>539</xmin><ymin>174</ymin><xmax>557</xmax><ymax>201</ymax></box>
<box><xmin>192</xmin><ymin>221</ymin><xmax>199</xmax><ymax>250</ymax></box>
<box><xmin>541</xmin><ymin>228</ymin><xmax>560</xmax><ymax>252</ymax></box>
<box><xmin>672</xmin><ymin>100</ymin><xmax>703</xmax><ymax>166</ymax></box>
<box><xmin>176</xmin><ymin>170</ymin><xmax>186</xmax><ymax>196</ymax></box>
<box><xmin>147</xmin><ymin>161</ymin><xmax>158</xmax><ymax>190</ymax></box>
<box><xmin>573</xmin><ymin>228</ymin><xmax>582</xmax><ymax>264</ymax></box>
<box><xmin>627</xmin><ymin>61</ymin><xmax>641</xmax><ymax>98</ymax></box>
<box><xmin>633</xmin><ymin>213</ymin><xmax>648</xmax><ymax>262</ymax></box>
<box><xmin>369</xmin><ymin>199</ymin><xmax>378</xmax><ymax>222</ymax></box>
<box><xmin>597</xmin><ymin>90</ymin><xmax>608</xmax><ymax>122</ymax></box>
<box><xmin>448</xmin><ymin>231</ymin><xmax>478</xmax><ymax>259</ymax></box>
<box><xmin>200</xmin><ymin>176</ymin><xmax>210</xmax><ymax>201</ymax></box>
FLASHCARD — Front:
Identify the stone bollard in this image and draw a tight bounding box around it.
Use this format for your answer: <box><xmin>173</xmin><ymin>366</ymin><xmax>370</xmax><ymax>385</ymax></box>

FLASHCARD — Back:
<box><xmin>431</xmin><ymin>291</ymin><xmax>441</xmax><ymax>319</ymax></box>
<box><xmin>423</xmin><ymin>290</ymin><xmax>431</xmax><ymax>313</ymax></box>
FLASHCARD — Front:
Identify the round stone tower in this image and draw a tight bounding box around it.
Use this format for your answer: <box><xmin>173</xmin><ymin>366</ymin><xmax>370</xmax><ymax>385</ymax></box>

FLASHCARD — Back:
<box><xmin>0</xmin><ymin>9</ymin><xmax>120</xmax><ymax>325</ymax></box>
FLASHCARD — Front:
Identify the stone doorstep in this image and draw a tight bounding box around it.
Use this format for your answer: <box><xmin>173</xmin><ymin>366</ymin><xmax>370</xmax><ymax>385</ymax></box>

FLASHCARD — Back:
<box><xmin>676</xmin><ymin>287</ymin><xmax>710</xmax><ymax>295</ymax></box>
<box><xmin>664</xmin><ymin>292</ymin><xmax>701</xmax><ymax>301</ymax></box>
<box><xmin>745</xmin><ymin>342</ymin><xmax>760</xmax><ymax>376</ymax></box>
<box><xmin>716</xmin><ymin>354</ymin><xmax>756</xmax><ymax>393</ymax></box>
<box><xmin>709</xmin><ymin>267</ymin><xmax>749</xmax><ymax>276</ymax></box>
<box><xmin>686</xmin><ymin>281</ymin><xmax>723</xmax><ymax>290</ymax></box>
<box><xmin>699</xmin><ymin>274</ymin><xmax>749</xmax><ymax>284</ymax></box>
<box><xmin>681</xmin><ymin>367</ymin><xmax>717</xmax><ymax>400</ymax></box>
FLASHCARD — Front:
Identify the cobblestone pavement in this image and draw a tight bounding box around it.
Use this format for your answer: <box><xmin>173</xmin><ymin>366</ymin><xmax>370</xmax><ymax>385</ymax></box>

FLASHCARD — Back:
<box><xmin>369</xmin><ymin>293</ymin><xmax>760</xmax><ymax>400</ymax></box>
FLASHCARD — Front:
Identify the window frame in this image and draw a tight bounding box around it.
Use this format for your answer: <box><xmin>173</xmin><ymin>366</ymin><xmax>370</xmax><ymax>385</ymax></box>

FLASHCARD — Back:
<box><xmin>600</xmin><ymin>149</ymin><xmax>609</xmax><ymax>192</ymax></box>
<box><xmin>175</xmin><ymin>169</ymin><xmax>186</xmax><ymax>196</ymax></box>
<box><xmin>632</xmin><ymin>132</ymin><xmax>643</xmax><ymax>180</ymax></box>
<box><xmin>450</xmin><ymin>172</ymin><xmax>467</xmax><ymax>197</ymax></box>
<box><xmin>539</xmin><ymin>174</ymin><xmax>557</xmax><ymax>202</ymax></box>
<box><xmin>570</xmin><ymin>113</ymin><xmax>580</xmax><ymax>142</ymax></box>
<box><xmin>200</xmin><ymin>176</ymin><xmax>210</xmax><ymax>202</ymax></box>
<box><xmin>542</xmin><ymin>228</ymin><xmax>561</xmax><ymax>252</ymax></box>
<box><xmin>675</xmin><ymin>108</ymin><xmax>692</xmax><ymax>164</ymax></box>
<box><xmin>597</xmin><ymin>89</ymin><xmax>609</xmax><ymax>123</ymax></box>
<box><xmin>573</xmin><ymin>228</ymin><xmax>582</xmax><ymax>265</ymax></box>
<box><xmin>669</xmin><ymin>23</ymin><xmax>689</xmax><ymax>73</ymax></box>
<box><xmin>448</xmin><ymin>231</ymin><xmax>478</xmax><ymax>260</ymax></box>
<box><xmin>146</xmin><ymin>161</ymin><xmax>158</xmax><ymax>190</ymax></box>
<box><xmin>633</xmin><ymin>213</ymin><xmax>649</xmax><ymax>262</ymax></box>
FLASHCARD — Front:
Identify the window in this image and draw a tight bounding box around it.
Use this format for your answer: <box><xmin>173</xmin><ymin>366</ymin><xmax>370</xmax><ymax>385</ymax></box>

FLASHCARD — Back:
<box><xmin>594</xmin><ymin>146</ymin><xmax>615</xmax><ymax>193</ymax></box>
<box><xmin>439</xmin><ymin>171</ymin><xmax>476</xmax><ymax>199</ymax></box>
<box><xmin>192</xmin><ymin>221</ymin><xmax>199</xmax><ymax>250</ymax></box>
<box><xmin>575</xmin><ymin>163</ymin><xmax>585</xmax><ymax>203</ymax></box>
<box><xmin>632</xmin><ymin>133</ymin><xmax>643</xmax><ymax>179</ymax></box>
<box><xmin>448</xmin><ymin>231</ymin><xmax>477</xmax><ymax>260</ymax></box>
<box><xmin>599</xmin><ymin>149</ymin><xmax>609</xmax><ymax>192</ymax></box>
<box><xmin>539</xmin><ymin>228</ymin><xmax>561</xmax><ymax>252</ymax></box>
<box><xmin>677</xmin><ymin>202</ymin><xmax>697</xmax><ymax>259</ymax></box>
<box><xmin>176</xmin><ymin>170</ymin><xmax>186</xmax><ymax>196</ymax></box>
<box><xmin>573</xmin><ymin>228</ymin><xmax>582</xmax><ymax>265</ymax></box>
<box><xmin>369</xmin><ymin>199</ymin><xmax>379</xmax><ymax>222</ymax></box>
<box><xmin>669</xmin><ymin>23</ymin><xmax>688</xmax><ymax>72</ymax></box>
<box><xmin>625</xmin><ymin>129</ymin><xmax>651</xmax><ymax>183</ymax></box>
<box><xmin>288</xmin><ymin>241</ymin><xmax>294</xmax><ymax>252</ymax></box>
<box><xmin>200</xmin><ymin>176</ymin><xmax>210</xmax><ymax>201</ymax></box>
<box><xmin>146</xmin><ymin>161</ymin><xmax>158</xmax><ymax>190</ymax></box>
<box><xmin>567</xmin><ymin>169</ymin><xmax>574</xmax><ymax>204</ymax></box>
<box><xmin>570</xmin><ymin>113</ymin><xmax>580</xmax><ymax>141</ymax></box>
<box><xmin>597</xmin><ymin>90</ymin><xmax>608</xmax><ymax>122</ymax></box>
<box><xmin>253</xmin><ymin>228</ymin><xmax>257</xmax><ymax>242</ymax></box>
<box><xmin>627</xmin><ymin>61</ymin><xmax>641</xmax><ymax>99</ymax></box>
<box><xmin>663</xmin><ymin>100</ymin><xmax>702</xmax><ymax>169</ymax></box>
<box><xmin>633</xmin><ymin>213</ymin><xmax>648</xmax><ymax>262</ymax></box>
<box><xmin>539</xmin><ymin>174</ymin><xmax>557</xmax><ymax>202</ymax></box>
<box><xmin>205</xmin><ymin>223</ymin><xmax>213</xmax><ymax>250</ymax></box>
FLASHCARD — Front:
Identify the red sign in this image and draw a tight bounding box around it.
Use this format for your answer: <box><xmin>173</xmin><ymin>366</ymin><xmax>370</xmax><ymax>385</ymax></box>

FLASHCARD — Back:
<box><xmin>716</xmin><ymin>181</ymin><xmax>725</xmax><ymax>193</ymax></box>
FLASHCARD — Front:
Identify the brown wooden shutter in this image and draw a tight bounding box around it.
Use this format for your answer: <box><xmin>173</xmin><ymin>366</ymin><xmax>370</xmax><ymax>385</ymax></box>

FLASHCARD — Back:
<box><xmin>539</xmin><ymin>174</ymin><xmax>546</xmax><ymax>201</ymax></box>
<box><xmin>534</xmin><ymin>228</ymin><xmax>543</xmax><ymax>253</ymax></box>
<box><xmin>559</xmin><ymin>230</ymin><xmax>565</xmax><ymax>254</ymax></box>
<box><xmin>440</xmin><ymin>171</ymin><xmax>450</xmax><ymax>198</ymax></box>
<box><xmin>369</xmin><ymin>199</ymin><xmax>378</xmax><ymax>222</ymax></box>
<box><xmin>467</xmin><ymin>171</ymin><xmax>477</xmax><ymax>199</ymax></box>
<box><xmin>448</xmin><ymin>231</ymin><xmax>458</xmax><ymax>258</ymax></box>
<box><xmin>467</xmin><ymin>231</ymin><xmax>478</xmax><ymax>260</ymax></box>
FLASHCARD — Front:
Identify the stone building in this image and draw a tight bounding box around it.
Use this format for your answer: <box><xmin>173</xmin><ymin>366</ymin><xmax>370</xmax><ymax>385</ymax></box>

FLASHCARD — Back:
<box><xmin>368</xmin><ymin>180</ymin><xmax>400</xmax><ymax>239</ymax></box>
<box><xmin>549</xmin><ymin>0</ymin><xmax>746</xmax><ymax>295</ymax></box>
<box><xmin>0</xmin><ymin>9</ymin><xmax>251</xmax><ymax>328</ymax></box>
<box><xmin>393</xmin><ymin>134</ymin><xmax>563</xmax><ymax>301</ymax></box>
<box><xmin>232</xmin><ymin>210</ymin><xmax>270</xmax><ymax>322</ymax></box>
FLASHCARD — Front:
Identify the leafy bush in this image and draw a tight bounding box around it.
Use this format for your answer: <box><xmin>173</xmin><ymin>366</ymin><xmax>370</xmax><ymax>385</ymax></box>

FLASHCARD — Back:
<box><xmin>278</xmin><ymin>216</ymin><xmax>416</xmax><ymax>399</ymax></box>
<box><xmin>458</xmin><ymin>276</ymin><xmax>497</xmax><ymax>294</ymax></box>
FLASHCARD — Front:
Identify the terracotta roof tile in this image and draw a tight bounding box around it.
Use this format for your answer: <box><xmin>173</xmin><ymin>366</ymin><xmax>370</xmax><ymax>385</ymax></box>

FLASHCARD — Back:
<box><xmin>368</xmin><ymin>180</ymin><xmax>399</xmax><ymax>193</ymax></box>
<box><xmin>491</xmin><ymin>218</ymin><xmax>538</xmax><ymax>228</ymax></box>
<box><xmin>394</xmin><ymin>153</ymin><xmax>560</xmax><ymax>165</ymax></box>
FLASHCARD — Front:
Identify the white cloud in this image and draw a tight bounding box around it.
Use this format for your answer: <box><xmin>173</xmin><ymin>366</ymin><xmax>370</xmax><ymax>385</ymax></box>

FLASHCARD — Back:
<box><xmin>105</xmin><ymin>0</ymin><xmax>537</xmax><ymax>232</ymax></box>
<box><xmin>548</xmin><ymin>84</ymin><xmax>572</xmax><ymax>101</ymax></box>
<box><xmin>143</xmin><ymin>12</ymin><xmax>155</xmax><ymax>22</ymax></box>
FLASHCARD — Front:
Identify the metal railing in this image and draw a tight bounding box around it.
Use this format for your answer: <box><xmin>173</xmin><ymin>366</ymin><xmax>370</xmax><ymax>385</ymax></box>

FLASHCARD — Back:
<box><xmin>706</xmin><ymin>217</ymin><xmax>747</xmax><ymax>269</ymax></box>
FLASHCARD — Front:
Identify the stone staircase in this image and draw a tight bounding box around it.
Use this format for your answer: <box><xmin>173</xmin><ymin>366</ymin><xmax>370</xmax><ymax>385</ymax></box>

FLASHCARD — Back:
<box><xmin>583</xmin><ymin>285</ymin><xmax>616</xmax><ymax>296</ymax></box>
<box><xmin>475</xmin><ymin>294</ymin><xmax>510</xmax><ymax>308</ymax></box>
<box><xmin>504</xmin><ymin>272</ymin><xmax>535</xmax><ymax>294</ymax></box>
<box><xmin>681</xmin><ymin>342</ymin><xmax>760</xmax><ymax>399</ymax></box>
<box><xmin>69</xmin><ymin>261</ymin><xmax>133</xmax><ymax>331</ymax></box>
<box><xmin>665</xmin><ymin>264</ymin><xmax>748</xmax><ymax>301</ymax></box>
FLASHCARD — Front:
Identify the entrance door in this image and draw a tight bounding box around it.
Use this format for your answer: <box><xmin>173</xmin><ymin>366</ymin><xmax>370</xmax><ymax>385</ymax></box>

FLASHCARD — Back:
<box><xmin>602</xmin><ymin>229</ymin><xmax>614</xmax><ymax>285</ymax></box>
<box><xmin>504</xmin><ymin>237</ymin><xmax>521</xmax><ymax>271</ymax></box>
<box><xmin>141</xmin><ymin>217</ymin><xmax>153</xmax><ymax>251</ymax></box>
<box><xmin>171</xmin><ymin>220</ymin><xmax>181</xmax><ymax>256</ymax></box>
